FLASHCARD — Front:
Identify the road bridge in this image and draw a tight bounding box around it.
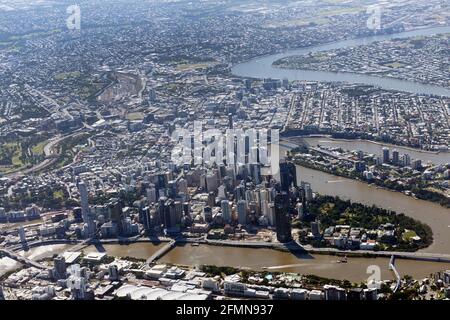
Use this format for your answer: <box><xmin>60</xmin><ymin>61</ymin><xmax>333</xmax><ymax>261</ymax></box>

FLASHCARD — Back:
<box><xmin>0</xmin><ymin>248</ymin><xmax>50</xmax><ymax>270</ymax></box>
<box><xmin>146</xmin><ymin>239</ymin><xmax>177</xmax><ymax>265</ymax></box>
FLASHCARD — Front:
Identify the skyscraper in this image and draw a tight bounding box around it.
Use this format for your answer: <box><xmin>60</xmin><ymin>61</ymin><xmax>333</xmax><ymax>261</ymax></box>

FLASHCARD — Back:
<box><xmin>108</xmin><ymin>198</ymin><xmax>124</xmax><ymax>235</ymax></box>
<box><xmin>237</xmin><ymin>200</ymin><xmax>247</xmax><ymax>225</ymax></box>
<box><xmin>382</xmin><ymin>147</ymin><xmax>390</xmax><ymax>163</ymax></box>
<box><xmin>221</xmin><ymin>200</ymin><xmax>231</xmax><ymax>223</ymax></box>
<box><xmin>280</xmin><ymin>162</ymin><xmax>297</xmax><ymax>192</ymax></box>
<box><xmin>52</xmin><ymin>256</ymin><xmax>67</xmax><ymax>281</ymax></box>
<box><xmin>274</xmin><ymin>192</ymin><xmax>292</xmax><ymax>243</ymax></box>
<box><xmin>392</xmin><ymin>149</ymin><xmax>399</xmax><ymax>165</ymax></box>
<box><xmin>78</xmin><ymin>181</ymin><xmax>95</xmax><ymax>238</ymax></box>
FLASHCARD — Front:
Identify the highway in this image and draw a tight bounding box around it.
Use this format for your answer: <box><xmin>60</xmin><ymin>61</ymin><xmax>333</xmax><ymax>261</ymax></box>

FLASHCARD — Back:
<box><xmin>0</xmin><ymin>248</ymin><xmax>50</xmax><ymax>270</ymax></box>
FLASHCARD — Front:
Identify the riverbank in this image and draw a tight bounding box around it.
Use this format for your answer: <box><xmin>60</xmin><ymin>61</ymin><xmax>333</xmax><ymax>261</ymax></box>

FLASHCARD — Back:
<box><xmin>290</xmin><ymin>156</ymin><xmax>450</xmax><ymax>209</ymax></box>
<box><xmin>282</xmin><ymin>134</ymin><xmax>449</xmax><ymax>156</ymax></box>
<box><xmin>232</xmin><ymin>25</ymin><xmax>450</xmax><ymax>97</ymax></box>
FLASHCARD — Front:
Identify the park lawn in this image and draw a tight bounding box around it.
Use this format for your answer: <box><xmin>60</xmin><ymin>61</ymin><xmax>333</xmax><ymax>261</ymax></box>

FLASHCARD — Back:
<box><xmin>31</xmin><ymin>140</ymin><xmax>48</xmax><ymax>155</ymax></box>
<box><xmin>53</xmin><ymin>190</ymin><xmax>65</xmax><ymax>200</ymax></box>
<box><xmin>402</xmin><ymin>229</ymin><xmax>418</xmax><ymax>242</ymax></box>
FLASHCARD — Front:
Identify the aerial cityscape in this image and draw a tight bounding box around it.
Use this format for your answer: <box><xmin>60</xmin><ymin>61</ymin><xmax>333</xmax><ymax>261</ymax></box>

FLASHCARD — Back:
<box><xmin>0</xmin><ymin>0</ymin><xmax>449</xmax><ymax>303</ymax></box>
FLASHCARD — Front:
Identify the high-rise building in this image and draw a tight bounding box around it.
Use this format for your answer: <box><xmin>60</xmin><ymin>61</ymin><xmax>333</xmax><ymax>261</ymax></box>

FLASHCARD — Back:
<box><xmin>237</xmin><ymin>200</ymin><xmax>247</xmax><ymax>225</ymax></box>
<box><xmin>392</xmin><ymin>149</ymin><xmax>399</xmax><ymax>165</ymax></box>
<box><xmin>0</xmin><ymin>286</ymin><xmax>5</xmax><ymax>300</ymax></box>
<box><xmin>354</xmin><ymin>161</ymin><xmax>366</xmax><ymax>172</ymax></box>
<box><xmin>66</xmin><ymin>264</ymin><xmax>88</xmax><ymax>300</ymax></box>
<box><xmin>304</xmin><ymin>183</ymin><xmax>313</xmax><ymax>201</ymax></box>
<box><xmin>401</xmin><ymin>153</ymin><xmax>411</xmax><ymax>167</ymax></box>
<box><xmin>108</xmin><ymin>199</ymin><xmax>124</xmax><ymax>235</ymax></box>
<box><xmin>274</xmin><ymin>192</ymin><xmax>292</xmax><ymax>243</ymax></box>
<box><xmin>78</xmin><ymin>182</ymin><xmax>95</xmax><ymax>238</ymax></box>
<box><xmin>280</xmin><ymin>162</ymin><xmax>297</xmax><ymax>192</ymax></box>
<box><xmin>53</xmin><ymin>256</ymin><xmax>67</xmax><ymax>280</ymax></box>
<box><xmin>412</xmin><ymin>159</ymin><xmax>422</xmax><ymax>170</ymax></box>
<box><xmin>382</xmin><ymin>147</ymin><xmax>390</xmax><ymax>163</ymax></box>
<box><xmin>296</xmin><ymin>202</ymin><xmax>304</xmax><ymax>220</ymax></box>
<box><xmin>221</xmin><ymin>200</ymin><xmax>231</xmax><ymax>223</ymax></box>
<box><xmin>108</xmin><ymin>265</ymin><xmax>119</xmax><ymax>281</ymax></box>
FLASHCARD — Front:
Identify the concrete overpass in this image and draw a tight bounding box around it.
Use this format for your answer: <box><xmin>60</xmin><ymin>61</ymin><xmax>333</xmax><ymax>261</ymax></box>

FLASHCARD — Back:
<box><xmin>0</xmin><ymin>248</ymin><xmax>50</xmax><ymax>270</ymax></box>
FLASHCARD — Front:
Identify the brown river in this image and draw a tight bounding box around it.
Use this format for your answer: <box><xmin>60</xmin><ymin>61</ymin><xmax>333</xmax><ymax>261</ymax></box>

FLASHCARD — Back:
<box><xmin>2</xmin><ymin>140</ymin><xmax>449</xmax><ymax>282</ymax></box>
<box><xmin>82</xmin><ymin>243</ymin><xmax>450</xmax><ymax>282</ymax></box>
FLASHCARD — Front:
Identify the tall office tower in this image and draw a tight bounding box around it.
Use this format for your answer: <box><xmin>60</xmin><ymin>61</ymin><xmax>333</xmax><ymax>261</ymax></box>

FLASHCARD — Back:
<box><xmin>354</xmin><ymin>161</ymin><xmax>366</xmax><ymax>172</ymax></box>
<box><xmin>235</xmin><ymin>184</ymin><xmax>245</xmax><ymax>201</ymax></box>
<box><xmin>249</xmin><ymin>163</ymin><xmax>261</xmax><ymax>185</ymax></box>
<box><xmin>280</xmin><ymin>161</ymin><xmax>297</xmax><ymax>192</ymax></box>
<box><xmin>78</xmin><ymin>182</ymin><xmax>95</xmax><ymax>238</ymax></box>
<box><xmin>227</xmin><ymin>112</ymin><xmax>234</xmax><ymax>130</ymax></box>
<box><xmin>108</xmin><ymin>265</ymin><xmax>119</xmax><ymax>281</ymax></box>
<box><xmin>156</xmin><ymin>172</ymin><xmax>167</xmax><ymax>189</ymax></box>
<box><xmin>163</xmin><ymin>199</ymin><xmax>174</xmax><ymax>229</ymax></box>
<box><xmin>221</xmin><ymin>200</ymin><xmax>231</xmax><ymax>223</ymax></box>
<box><xmin>237</xmin><ymin>200</ymin><xmax>247</xmax><ymax>225</ymax></box>
<box><xmin>177</xmin><ymin>178</ymin><xmax>188</xmax><ymax>194</ymax></box>
<box><xmin>67</xmin><ymin>265</ymin><xmax>88</xmax><ymax>300</ymax></box>
<box><xmin>304</xmin><ymin>183</ymin><xmax>313</xmax><ymax>201</ymax></box>
<box><xmin>167</xmin><ymin>180</ymin><xmax>177</xmax><ymax>199</ymax></box>
<box><xmin>206</xmin><ymin>172</ymin><xmax>219</xmax><ymax>192</ymax></box>
<box><xmin>172</xmin><ymin>201</ymin><xmax>183</xmax><ymax>228</ymax></box>
<box><xmin>146</xmin><ymin>186</ymin><xmax>157</xmax><ymax>203</ymax></box>
<box><xmin>274</xmin><ymin>192</ymin><xmax>292</xmax><ymax>243</ymax></box>
<box><xmin>412</xmin><ymin>159</ymin><xmax>422</xmax><ymax>170</ymax></box>
<box><xmin>259</xmin><ymin>189</ymin><xmax>269</xmax><ymax>207</ymax></box>
<box><xmin>203</xmin><ymin>206</ymin><xmax>213</xmax><ymax>223</ymax></box>
<box><xmin>207</xmin><ymin>192</ymin><xmax>216</xmax><ymax>207</ymax></box>
<box><xmin>296</xmin><ymin>202</ymin><xmax>304</xmax><ymax>220</ymax></box>
<box><xmin>108</xmin><ymin>199</ymin><xmax>124</xmax><ymax>235</ymax></box>
<box><xmin>217</xmin><ymin>185</ymin><xmax>227</xmax><ymax>200</ymax></box>
<box><xmin>382</xmin><ymin>147</ymin><xmax>390</xmax><ymax>163</ymax></box>
<box><xmin>225</xmin><ymin>166</ymin><xmax>236</xmax><ymax>184</ymax></box>
<box><xmin>223</xmin><ymin>175</ymin><xmax>232</xmax><ymax>192</ymax></box>
<box><xmin>52</xmin><ymin>256</ymin><xmax>67</xmax><ymax>280</ymax></box>
<box><xmin>245</xmin><ymin>189</ymin><xmax>254</xmax><ymax>203</ymax></box>
<box><xmin>266</xmin><ymin>203</ymin><xmax>276</xmax><ymax>226</ymax></box>
<box><xmin>401</xmin><ymin>153</ymin><xmax>411</xmax><ymax>167</ymax></box>
<box><xmin>392</xmin><ymin>149</ymin><xmax>399</xmax><ymax>165</ymax></box>
<box><xmin>237</xmin><ymin>163</ymin><xmax>248</xmax><ymax>180</ymax></box>
<box><xmin>141</xmin><ymin>207</ymin><xmax>152</xmax><ymax>232</ymax></box>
